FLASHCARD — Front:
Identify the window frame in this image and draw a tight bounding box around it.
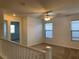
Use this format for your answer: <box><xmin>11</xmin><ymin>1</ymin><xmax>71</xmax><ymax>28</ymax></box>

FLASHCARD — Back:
<box><xmin>71</xmin><ymin>20</ymin><xmax>79</xmax><ymax>41</ymax></box>
<box><xmin>4</xmin><ymin>20</ymin><xmax>8</xmax><ymax>39</ymax></box>
<box><xmin>43</xmin><ymin>21</ymin><xmax>54</xmax><ymax>39</ymax></box>
<box><xmin>10</xmin><ymin>25</ymin><xmax>15</xmax><ymax>34</ymax></box>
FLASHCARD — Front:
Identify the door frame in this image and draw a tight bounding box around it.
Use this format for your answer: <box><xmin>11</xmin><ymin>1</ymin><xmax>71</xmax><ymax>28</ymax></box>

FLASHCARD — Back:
<box><xmin>10</xmin><ymin>21</ymin><xmax>21</xmax><ymax>43</ymax></box>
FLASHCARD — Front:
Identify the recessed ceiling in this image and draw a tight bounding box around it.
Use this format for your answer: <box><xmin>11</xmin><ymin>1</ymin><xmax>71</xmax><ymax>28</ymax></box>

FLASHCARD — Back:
<box><xmin>0</xmin><ymin>0</ymin><xmax>79</xmax><ymax>15</ymax></box>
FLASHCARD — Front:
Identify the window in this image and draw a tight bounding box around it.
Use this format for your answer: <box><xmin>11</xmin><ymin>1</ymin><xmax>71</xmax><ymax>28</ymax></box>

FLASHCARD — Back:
<box><xmin>10</xmin><ymin>25</ymin><xmax>15</xmax><ymax>33</ymax></box>
<box><xmin>71</xmin><ymin>20</ymin><xmax>79</xmax><ymax>40</ymax></box>
<box><xmin>44</xmin><ymin>23</ymin><xmax>53</xmax><ymax>39</ymax></box>
<box><xmin>4</xmin><ymin>21</ymin><xmax>7</xmax><ymax>39</ymax></box>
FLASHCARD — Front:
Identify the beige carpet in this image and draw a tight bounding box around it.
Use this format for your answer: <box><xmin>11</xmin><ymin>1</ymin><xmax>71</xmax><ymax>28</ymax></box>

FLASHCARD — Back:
<box><xmin>31</xmin><ymin>43</ymin><xmax>52</xmax><ymax>51</ymax></box>
<box><xmin>0</xmin><ymin>56</ymin><xmax>3</xmax><ymax>59</ymax></box>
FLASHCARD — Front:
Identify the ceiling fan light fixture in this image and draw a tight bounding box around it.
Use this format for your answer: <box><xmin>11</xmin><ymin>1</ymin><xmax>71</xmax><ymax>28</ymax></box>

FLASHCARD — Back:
<box><xmin>44</xmin><ymin>11</ymin><xmax>55</xmax><ymax>21</ymax></box>
<box><xmin>13</xmin><ymin>13</ymin><xmax>16</xmax><ymax>17</ymax></box>
<box><xmin>44</xmin><ymin>15</ymin><xmax>51</xmax><ymax>21</ymax></box>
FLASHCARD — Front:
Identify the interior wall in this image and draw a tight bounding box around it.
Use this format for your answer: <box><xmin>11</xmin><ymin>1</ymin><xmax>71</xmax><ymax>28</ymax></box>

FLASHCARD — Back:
<box><xmin>0</xmin><ymin>12</ymin><xmax>4</xmax><ymax>39</ymax></box>
<box><xmin>0</xmin><ymin>10</ymin><xmax>4</xmax><ymax>57</ymax></box>
<box><xmin>45</xmin><ymin>14</ymin><xmax>79</xmax><ymax>49</ymax></box>
<box><xmin>20</xmin><ymin>17</ymin><xmax>27</xmax><ymax>46</ymax></box>
<box><xmin>26</xmin><ymin>16</ymin><xmax>43</xmax><ymax>46</ymax></box>
<box><xmin>3</xmin><ymin>13</ymin><xmax>43</xmax><ymax>46</ymax></box>
<box><xmin>3</xmin><ymin>13</ymin><xmax>22</xmax><ymax>43</ymax></box>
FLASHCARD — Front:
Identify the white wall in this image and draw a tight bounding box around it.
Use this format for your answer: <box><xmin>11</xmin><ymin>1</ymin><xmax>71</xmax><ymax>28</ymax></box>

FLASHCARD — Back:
<box><xmin>27</xmin><ymin>16</ymin><xmax>43</xmax><ymax>46</ymax></box>
<box><xmin>0</xmin><ymin>11</ymin><xmax>4</xmax><ymax>39</ymax></box>
<box><xmin>0</xmin><ymin>10</ymin><xmax>4</xmax><ymax>57</ymax></box>
<box><xmin>45</xmin><ymin>14</ymin><xmax>79</xmax><ymax>49</ymax></box>
<box><xmin>3</xmin><ymin>13</ymin><xmax>22</xmax><ymax>43</ymax></box>
<box><xmin>3</xmin><ymin>13</ymin><xmax>43</xmax><ymax>46</ymax></box>
<box><xmin>20</xmin><ymin>17</ymin><xmax>27</xmax><ymax>46</ymax></box>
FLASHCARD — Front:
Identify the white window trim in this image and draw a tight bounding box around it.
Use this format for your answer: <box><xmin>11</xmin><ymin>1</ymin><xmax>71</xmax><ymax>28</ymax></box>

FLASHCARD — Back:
<box><xmin>71</xmin><ymin>20</ymin><xmax>79</xmax><ymax>41</ymax></box>
<box><xmin>44</xmin><ymin>22</ymin><xmax>54</xmax><ymax>39</ymax></box>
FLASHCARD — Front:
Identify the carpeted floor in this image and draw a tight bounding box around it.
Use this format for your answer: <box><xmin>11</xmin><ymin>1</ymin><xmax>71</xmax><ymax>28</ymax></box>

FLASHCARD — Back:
<box><xmin>0</xmin><ymin>57</ymin><xmax>3</xmax><ymax>59</ymax></box>
<box><xmin>31</xmin><ymin>43</ymin><xmax>52</xmax><ymax>51</ymax></box>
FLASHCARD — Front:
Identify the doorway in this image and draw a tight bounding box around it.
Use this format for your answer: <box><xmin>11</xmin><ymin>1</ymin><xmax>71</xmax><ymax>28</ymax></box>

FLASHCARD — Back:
<box><xmin>10</xmin><ymin>22</ymin><xmax>20</xmax><ymax>42</ymax></box>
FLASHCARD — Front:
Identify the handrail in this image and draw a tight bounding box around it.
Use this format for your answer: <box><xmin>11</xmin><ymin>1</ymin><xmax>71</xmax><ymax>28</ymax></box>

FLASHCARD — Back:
<box><xmin>0</xmin><ymin>39</ymin><xmax>49</xmax><ymax>59</ymax></box>
<box><xmin>1</xmin><ymin>39</ymin><xmax>46</xmax><ymax>53</ymax></box>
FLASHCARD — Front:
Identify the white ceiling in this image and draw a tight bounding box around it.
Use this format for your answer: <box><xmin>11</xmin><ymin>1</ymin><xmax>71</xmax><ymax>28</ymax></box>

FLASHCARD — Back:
<box><xmin>0</xmin><ymin>0</ymin><xmax>79</xmax><ymax>15</ymax></box>
<box><xmin>0</xmin><ymin>0</ymin><xmax>47</xmax><ymax>14</ymax></box>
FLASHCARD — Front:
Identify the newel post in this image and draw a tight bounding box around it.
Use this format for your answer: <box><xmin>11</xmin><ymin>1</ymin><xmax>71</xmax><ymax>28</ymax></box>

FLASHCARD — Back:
<box><xmin>45</xmin><ymin>46</ymin><xmax>53</xmax><ymax>59</ymax></box>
